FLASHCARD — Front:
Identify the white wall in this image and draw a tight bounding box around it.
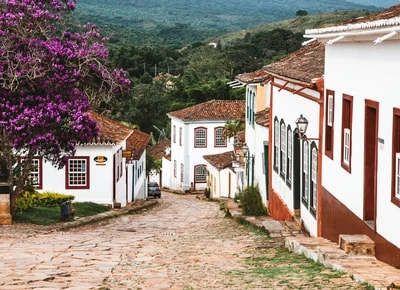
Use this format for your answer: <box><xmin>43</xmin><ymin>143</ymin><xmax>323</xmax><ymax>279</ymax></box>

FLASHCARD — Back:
<box><xmin>271</xmin><ymin>79</ymin><xmax>320</xmax><ymax>237</ymax></box>
<box><xmin>169</xmin><ymin>117</ymin><xmax>235</xmax><ymax>192</ymax></box>
<box><xmin>323</xmin><ymin>40</ymin><xmax>400</xmax><ymax>246</ymax></box>
<box><xmin>40</xmin><ymin>144</ymin><xmax>121</xmax><ymax>206</ymax></box>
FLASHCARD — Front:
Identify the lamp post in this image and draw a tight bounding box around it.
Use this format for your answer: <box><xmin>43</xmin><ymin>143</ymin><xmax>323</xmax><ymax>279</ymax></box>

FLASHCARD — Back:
<box><xmin>242</xmin><ymin>143</ymin><xmax>255</xmax><ymax>188</ymax></box>
<box><xmin>295</xmin><ymin>114</ymin><xmax>319</xmax><ymax>141</ymax></box>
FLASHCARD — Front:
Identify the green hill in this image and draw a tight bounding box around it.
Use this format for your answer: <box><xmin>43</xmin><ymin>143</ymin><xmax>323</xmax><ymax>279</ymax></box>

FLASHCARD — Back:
<box><xmin>74</xmin><ymin>0</ymin><xmax>378</xmax><ymax>47</ymax></box>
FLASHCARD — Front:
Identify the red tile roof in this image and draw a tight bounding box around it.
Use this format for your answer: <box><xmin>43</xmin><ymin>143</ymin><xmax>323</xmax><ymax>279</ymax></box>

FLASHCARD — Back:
<box><xmin>235</xmin><ymin>69</ymin><xmax>270</xmax><ymax>83</ymax></box>
<box><xmin>347</xmin><ymin>4</ymin><xmax>400</xmax><ymax>24</ymax></box>
<box><xmin>167</xmin><ymin>100</ymin><xmax>245</xmax><ymax>121</ymax></box>
<box><xmin>255</xmin><ymin>108</ymin><xmax>270</xmax><ymax>128</ymax></box>
<box><xmin>88</xmin><ymin>111</ymin><xmax>133</xmax><ymax>144</ymax></box>
<box><xmin>147</xmin><ymin>139</ymin><xmax>171</xmax><ymax>160</ymax></box>
<box><xmin>263</xmin><ymin>41</ymin><xmax>325</xmax><ymax>84</ymax></box>
<box><xmin>126</xmin><ymin>130</ymin><xmax>151</xmax><ymax>160</ymax></box>
<box><xmin>203</xmin><ymin>151</ymin><xmax>235</xmax><ymax>171</ymax></box>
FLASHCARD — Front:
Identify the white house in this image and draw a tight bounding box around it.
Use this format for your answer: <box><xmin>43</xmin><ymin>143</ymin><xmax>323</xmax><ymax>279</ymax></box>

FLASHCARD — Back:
<box><xmin>166</xmin><ymin>100</ymin><xmax>245</xmax><ymax>192</ymax></box>
<box><xmin>203</xmin><ymin>151</ymin><xmax>237</xmax><ymax>199</ymax></box>
<box><xmin>147</xmin><ymin>138</ymin><xmax>171</xmax><ymax>186</ymax></box>
<box><xmin>32</xmin><ymin>111</ymin><xmax>150</xmax><ymax>207</ymax></box>
<box><xmin>234</xmin><ymin>69</ymin><xmax>271</xmax><ymax>205</ymax></box>
<box><xmin>304</xmin><ymin>4</ymin><xmax>400</xmax><ymax>267</ymax></box>
<box><xmin>263</xmin><ymin>40</ymin><xmax>325</xmax><ymax>237</ymax></box>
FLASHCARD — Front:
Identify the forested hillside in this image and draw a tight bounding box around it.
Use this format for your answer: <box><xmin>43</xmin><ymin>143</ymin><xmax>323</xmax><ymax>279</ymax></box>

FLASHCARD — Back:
<box><xmin>74</xmin><ymin>0</ymin><xmax>378</xmax><ymax>47</ymax></box>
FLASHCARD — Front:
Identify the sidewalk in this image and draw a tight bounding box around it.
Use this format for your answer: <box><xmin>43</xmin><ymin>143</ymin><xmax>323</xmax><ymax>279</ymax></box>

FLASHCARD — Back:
<box><xmin>225</xmin><ymin>199</ymin><xmax>400</xmax><ymax>290</ymax></box>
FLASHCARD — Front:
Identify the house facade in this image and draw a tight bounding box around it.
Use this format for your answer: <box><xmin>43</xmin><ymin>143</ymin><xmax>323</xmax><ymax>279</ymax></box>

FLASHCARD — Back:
<box><xmin>235</xmin><ymin>69</ymin><xmax>271</xmax><ymax>205</ymax></box>
<box><xmin>166</xmin><ymin>100</ymin><xmax>245</xmax><ymax>192</ymax></box>
<box><xmin>32</xmin><ymin>111</ymin><xmax>150</xmax><ymax>207</ymax></box>
<box><xmin>304</xmin><ymin>4</ymin><xmax>400</xmax><ymax>267</ymax></box>
<box><xmin>263</xmin><ymin>41</ymin><xmax>325</xmax><ymax>237</ymax></box>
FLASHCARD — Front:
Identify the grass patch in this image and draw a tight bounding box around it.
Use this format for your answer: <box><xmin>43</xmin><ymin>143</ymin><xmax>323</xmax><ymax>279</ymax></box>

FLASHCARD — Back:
<box><xmin>13</xmin><ymin>202</ymin><xmax>110</xmax><ymax>226</ymax></box>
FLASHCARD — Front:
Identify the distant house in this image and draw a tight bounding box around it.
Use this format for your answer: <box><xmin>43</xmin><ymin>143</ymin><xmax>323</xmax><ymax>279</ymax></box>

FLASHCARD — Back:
<box><xmin>203</xmin><ymin>151</ymin><xmax>237</xmax><ymax>199</ymax></box>
<box><xmin>304</xmin><ymin>4</ymin><xmax>400</xmax><ymax>267</ymax></box>
<box><xmin>166</xmin><ymin>100</ymin><xmax>245</xmax><ymax>192</ymax></box>
<box><xmin>147</xmin><ymin>138</ymin><xmax>171</xmax><ymax>186</ymax></box>
<box><xmin>32</xmin><ymin>111</ymin><xmax>150</xmax><ymax>207</ymax></box>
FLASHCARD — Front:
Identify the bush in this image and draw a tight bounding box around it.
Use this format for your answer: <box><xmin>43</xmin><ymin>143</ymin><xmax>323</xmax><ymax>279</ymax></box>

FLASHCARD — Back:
<box><xmin>204</xmin><ymin>187</ymin><xmax>211</xmax><ymax>199</ymax></box>
<box><xmin>16</xmin><ymin>191</ymin><xmax>75</xmax><ymax>213</ymax></box>
<box><xmin>239</xmin><ymin>185</ymin><xmax>266</xmax><ymax>216</ymax></box>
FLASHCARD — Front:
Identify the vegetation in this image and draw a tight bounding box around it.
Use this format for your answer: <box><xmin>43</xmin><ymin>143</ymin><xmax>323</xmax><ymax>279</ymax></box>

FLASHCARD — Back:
<box><xmin>16</xmin><ymin>191</ymin><xmax>75</xmax><ymax>213</ymax></box>
<box><xmin>73</xmin><ymin>0</ymin><xmax>378</xmax><ymax>47</ymax></box>
<box><xmin>227</xmin><ymin>247</ymin><xmax>374</xmax><ymax>289</ymax></box>
<box><xmin>14</xmin><ymin>202</ymin><xmax>110</xmax><ymax>225</ymax></box>
<box><xmin>0</xmin><ymin>0</ymin><xmax>130</xmax><ymax>216</ymax></box>
<box><xmin>239</xmin><ymin>186</ymin><xmax>267</xmax><ymax>216</ymax></box>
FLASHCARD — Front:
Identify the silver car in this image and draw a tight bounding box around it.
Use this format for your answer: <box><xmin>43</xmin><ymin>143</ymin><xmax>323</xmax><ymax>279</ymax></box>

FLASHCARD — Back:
<box><xmin>148</xmin><ymin>182</ymin><xmax>161</xmax><ymax>198</ymax></box>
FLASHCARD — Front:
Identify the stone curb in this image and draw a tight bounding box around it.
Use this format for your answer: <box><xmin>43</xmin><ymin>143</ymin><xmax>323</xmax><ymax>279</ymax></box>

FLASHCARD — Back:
<box><xmin>57</xmin><ymin>199</ymin><xmax>160</xmax><ymax>231</ymax></box>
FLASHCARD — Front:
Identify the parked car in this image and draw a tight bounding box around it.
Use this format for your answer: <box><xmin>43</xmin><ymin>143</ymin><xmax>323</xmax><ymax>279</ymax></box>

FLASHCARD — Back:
<box><xmin>148</xmin><ymin>182</ymin><xmax>161</xmax><ymax>198</ymax></box>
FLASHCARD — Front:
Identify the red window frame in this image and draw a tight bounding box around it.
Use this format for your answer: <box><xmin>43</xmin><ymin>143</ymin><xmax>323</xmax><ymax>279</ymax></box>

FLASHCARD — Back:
<box><xmin>325</xmin><ymin>89</ymin><xmax>335</xmax><ymax>159</ymax></box>
<box><xmin>65</xmin><ymin>156</ymin><xmax>90</xmax><ymax>189</ymax></box>
<box><xmin>341</xmin><ymin>94</ymin><xmax>353</xmax><ymax>172</ymax></box>
<box><xmin>392</xmin><ymin>107</ymin><xmax>400</xmax><ymax>207</ymax></box>
<box><xmin>194</xmin><ymin>127</ymin><xmax>207</xmax><ymax>148</ymax></box>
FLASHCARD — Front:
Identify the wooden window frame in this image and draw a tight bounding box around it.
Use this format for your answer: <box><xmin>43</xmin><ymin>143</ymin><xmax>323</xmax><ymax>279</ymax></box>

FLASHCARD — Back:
<box><xmin>273</xmin><ymin>117</ymin><xmax>279</xmax><ymax>173</ymax></box>
<box><xmin>194</xmin><ymin>127</ymin><xmax>207</xmax><ymax>148</ymax></box>
<box><xmin>341</xmin><ymin>94</ymin><xmax>353</xmax><ymax>172</ymax></box>
<box><xmin>325</xmin><ymin>90</ymin><xmax>335</xmax><ymax>159</ymax></box>
<box><xmin>173</xmin><ymin>125</ymin><xmax>176</xmax><ymax>143</ymax></box>
<box><xmin>310</xmin><ymin>144</ymin><xmax>318</xmax><ymax>217</ymax></box>
<box><xmin>286</xmin><ymin>126</ymin><xmax>292</xmax><ymax>188</ymax></box>
<box><xmin>66</xmin><ymin>157</ymin><xmax>90</xmax><ymax>189</ymax></box>
<box><xmin>280</xmin><ymin>120</ymin><xmax>286</xmax><ymax>179</ymax></box>
<box><xmin>194</xmin><ymin>164</ymin><xmax>207</xmax><ymax>183</ymax></box>
<box><xmin>180</xmin><ymin>163</ymin><xmax>184</xmax><ymax>183</ymax></box>
<box><xmin>391</xmin><ymin>108</ymin><xmax>400</xmax><ymax>207</ymax></box>
<box><xmin>214</xmin><ymin>127</ymin><xmax>227</xmax><ymax>147</ymax></box>
<box><xmin>302</xmin><ymin>141</ymin><xmax>309</xmax><ymax>206</ymax></box>
<box><xmin>179</xmin><ymin>127</ymin><xmax>182</xmax><ymax>146</ymax></box>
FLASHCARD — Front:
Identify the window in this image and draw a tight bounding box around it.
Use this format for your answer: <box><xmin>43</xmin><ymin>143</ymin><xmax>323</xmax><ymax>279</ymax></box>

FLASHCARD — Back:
<box><xmin>194</xmin><ymin>127</ymin><xmax>207</xmax><ymax>148</ymax></box>
<box><xmin>325</xmin><ymin>90</ymin><xmax>335</xmax><ymax>159</ymax></box>
<box><xmin>179</xmin><ymin>127</ymin><xmax>182</xmax><ymax>146</ymax></box>
<box><xmin>280</xmin><ymin>120</ymin><xmax>286</xmax><ymax>178</ymax></box>
<box><xmin>341</xmin><ymin>94</ymin><xmax>353</xmax><ymax>172</ymax></box>
<box><xmin>194</xmin><ymin>165</ymin><xmax>207</xmax><ymax>183</ymax></box>
<box><xmin>247</xmin><ymin>89</ymin><xmax>255</xmax><ymax>127</ymax></box>
<box><xmin>302</xmin><ymin>141</ymin><xmax>309</xmax><ymax>205</ymax></box>
<box><xmin>66</xmin><ymin>157</ymin><xmax>89</xmax><ymax>189</ymax></box>
<box><xmin>286</xmin><ymin>127</ymin><xmax>292</xmax><ymax>187</ymax></box>
<box><xmin>173</xmin><ymin>125</ymin><xmax>176</xmax><ymax>143</ymax></box>
<box><xmin>174</xmin><ymin>160</ymin><xmax>177</xmax><ymax>177</ymax></box>
<box><xmin>180</xmin><ymin>163</ymin><xmax>184</xmax><ymax>182</ymax></box>
<box><xmin>23</xmin><ymin>158</ymin><xmax>43</xmax><ymax>189</ymax></box>
<box><xmin>214</xmin><ymin>127</ymin><xmax>227</xmax><ymax>147</ymax></box>
<box><xmin>392</xmin><ymin>108</ymin><xmax>400</xmax><ymax>206</ymax></box>
<box><xmin>273</xmin><ymin>117</ymin><xmax>279</xmax><ymax>173</ymax></box>
<box><xmin>310</xmin><ymin>145</ymin><xmax>318</xmax><ymax>216</ymax></box>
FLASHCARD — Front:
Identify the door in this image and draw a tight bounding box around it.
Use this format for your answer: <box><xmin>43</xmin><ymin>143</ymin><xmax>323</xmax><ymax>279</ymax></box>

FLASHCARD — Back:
<box><xmin>363</xmin><ymin>100</ymin><xmax>378</xmax><ymax>229</ymax></box>
<box><xmin>293</xmin><ymin>131</ymin><xmax>301</xmax><ymax>213</ymax></box>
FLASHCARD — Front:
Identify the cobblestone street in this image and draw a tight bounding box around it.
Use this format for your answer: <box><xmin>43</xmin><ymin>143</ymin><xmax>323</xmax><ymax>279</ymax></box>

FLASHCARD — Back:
<box><xmin>0</xmin><ymin>192</ymin><xmax>369</xmax><ymax>289</ymax></box>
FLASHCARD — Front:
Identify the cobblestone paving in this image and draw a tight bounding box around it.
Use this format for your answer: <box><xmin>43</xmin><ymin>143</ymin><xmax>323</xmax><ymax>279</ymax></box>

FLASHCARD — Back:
<box><xmin>0</xmin><ymin>192</ymin><xmax>369</xmax><ymax>289</ymax></box>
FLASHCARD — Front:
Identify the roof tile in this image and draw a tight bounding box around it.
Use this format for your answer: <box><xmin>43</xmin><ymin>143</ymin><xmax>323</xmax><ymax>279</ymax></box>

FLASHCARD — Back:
<box><xmin>168</xmin><ymin>100</ymin><xmax>245</xmax><ymax>121</ymax></box>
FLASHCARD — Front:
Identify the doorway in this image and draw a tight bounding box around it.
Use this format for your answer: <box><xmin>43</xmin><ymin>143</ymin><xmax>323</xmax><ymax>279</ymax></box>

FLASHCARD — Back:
<box><xmin>363</xmin><ymin>100</ymin><xmax>378</xmax><ymax>230</ymax></box>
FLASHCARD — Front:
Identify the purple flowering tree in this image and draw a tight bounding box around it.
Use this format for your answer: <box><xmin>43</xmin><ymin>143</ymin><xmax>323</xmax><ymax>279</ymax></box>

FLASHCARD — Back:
<box><xmin>0</xmin><ymin>0</ymin><xmax>130</xmax><ymax>215</ymax></box>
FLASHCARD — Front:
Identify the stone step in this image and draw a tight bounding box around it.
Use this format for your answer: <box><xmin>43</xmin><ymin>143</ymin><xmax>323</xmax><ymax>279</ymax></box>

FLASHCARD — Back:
<box><xmin>338</xmin><ymin>234</ymin><xmax>375</xmax><ymax>256</ymax></box>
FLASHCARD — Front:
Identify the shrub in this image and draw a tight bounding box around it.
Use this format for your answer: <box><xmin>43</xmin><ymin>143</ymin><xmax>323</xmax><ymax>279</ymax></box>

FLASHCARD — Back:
<box><xmin>239</xmin><ymin>185</ymin><xmax>266</xmax><ymax>216</ymax></box>
<box><xmin>16</xmin><ymin>191</ymin><xmax>75</xmax><ymax>213</ymax></box>
<box><xmin>204</xmin><ymin>187</ymin><xmax>211</xmax><ymax>199</ymax></box>
<box><xmin>34</xmin><ymin>191</ymin><xmax>75</xmax><ymax>207</ymax></box>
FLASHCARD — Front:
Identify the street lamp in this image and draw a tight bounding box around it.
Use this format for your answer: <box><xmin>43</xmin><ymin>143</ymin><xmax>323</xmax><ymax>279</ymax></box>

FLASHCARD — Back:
<box><xmin>242</xmin><ymin>143</ymin><xmax>255</xmax><ymax>187</ymax></box>
<box><xmin>295</xmin><ymin>114</ymin><xmax>319</xmax><ymax>141</ymax></box>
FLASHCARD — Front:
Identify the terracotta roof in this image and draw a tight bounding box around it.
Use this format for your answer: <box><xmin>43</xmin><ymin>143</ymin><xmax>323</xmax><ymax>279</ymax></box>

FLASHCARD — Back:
<box><xmin>263</xmin><ymin>41</ymin><xmax>324</xmax><ymax>84</ymax></box>
<box><xmin>255</xmin><ymin>108</ymin><xmax>270</xmax><ymax>128</ymax></box>
<box><xmin>167</xmin><ymin>100</ymin><xmax>245</xmax><ymax>121</ymax></box>
<box><xmin>203</xmin><ymin>151</ymin><xmax>235</xmax><ymax>171</ymax></box>
<box><xmin>88</xmin><ymin>111</ymin><xmax>133</xmax><ymax>145</ymax></box>
<box><xmin>347</xmin><ymin>4</ymin><xmax>400</xmax><ymax>24</ymax></box>
<box><xmin>147</xmin><ymin>139</ymin><xmax>171</xmax><ymax>160</ymax></box>
<box><xmin>235</xmin><ymin>69</ymin><xmax>270</xmax><ymax>83</ymax></box>
<box><xmin>126</xmin><ymin>130</ymin><xmax>151</xmax><ymax>160</ymax></box>
<box><xmin>306</xmin><ymin>5</ymin><xmax>400</xmax><ymax>35</ymax></box>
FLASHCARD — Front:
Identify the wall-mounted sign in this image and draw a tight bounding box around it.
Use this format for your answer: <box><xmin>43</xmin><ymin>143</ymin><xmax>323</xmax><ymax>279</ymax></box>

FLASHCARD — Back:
<box><xmin>122</xmin><ymin>150</ymin><xmax>132</xmax><ymax>159</ymax></box>
<box><xmin>94</xmin><ymin>156</ymin><xmax>108</xmax><ymax>166</ymax></box>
